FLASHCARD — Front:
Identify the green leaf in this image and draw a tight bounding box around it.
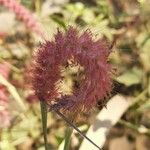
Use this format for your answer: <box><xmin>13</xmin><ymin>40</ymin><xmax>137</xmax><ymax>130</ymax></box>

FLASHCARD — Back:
<box><xmin>116</xmin><ymin>68</ymin><xmax>142</xmax><ymax>86</ymax></box>
<box><xmin>50</xmin><ymin>15</ymin><xmax>67</xmax><ymax>29</ymax></box>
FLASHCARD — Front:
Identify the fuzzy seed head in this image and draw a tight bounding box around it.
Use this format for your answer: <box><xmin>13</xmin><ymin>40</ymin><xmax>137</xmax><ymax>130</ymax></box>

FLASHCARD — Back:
<box><xmin>30</xmin><ymin>26</ymin><xmax>112</xmax><ymax>114</ymax></box>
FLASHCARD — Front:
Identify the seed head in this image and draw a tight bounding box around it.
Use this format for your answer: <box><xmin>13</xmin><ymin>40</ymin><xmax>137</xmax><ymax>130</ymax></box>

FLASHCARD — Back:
<box><xmin>31</xmin><ymin>26</ymin><xmax>112</xmax><ymax>115</ymax></box>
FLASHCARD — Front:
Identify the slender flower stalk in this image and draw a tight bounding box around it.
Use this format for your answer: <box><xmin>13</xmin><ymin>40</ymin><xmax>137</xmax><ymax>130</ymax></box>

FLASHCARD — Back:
<box><xmin>40</xmin><ymin>100</ymin><xmax>48</xmax><ymax>150</ymax></box>
<box><xmin>63</xmin><ymin>127</ymin><xmax>73</xmax><ymax>150</ymax></box>
<box><xmin>0</xmin><ymin>0</ymin><xmax>43</xmax><ymax>36</ymax></box>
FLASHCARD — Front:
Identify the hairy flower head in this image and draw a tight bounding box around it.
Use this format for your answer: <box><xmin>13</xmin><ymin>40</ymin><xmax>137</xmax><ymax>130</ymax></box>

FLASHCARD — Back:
<box><xmin>31</xmin><ymin>26</ymin><xmax>112</xmax><ymax>114</ymax></box>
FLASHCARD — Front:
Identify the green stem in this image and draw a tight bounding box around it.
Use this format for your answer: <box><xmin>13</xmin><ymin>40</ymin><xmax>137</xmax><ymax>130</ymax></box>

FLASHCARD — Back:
<box><xmin>35</xmin><ymin>0</ymin><xmax>41</xmax><ymax>15</ymax></box>
<box><xmin>54</xmin><ymin>109</ymin><xmax>101</xmax><ymax>150</ymax></box>
<box><xmin>40</xmin><ymin>101</ymin><xmax>48</xmax><ymax>150</ymax></box>
<box><xmin>119</xmin><ymin>119</ymin><xmax>150</xmax><ymax>135</ymax></box>
<box><xmin>63</xmin><ymin>127</ymin><xmax>73</xmax><ymax>150</ymax></box>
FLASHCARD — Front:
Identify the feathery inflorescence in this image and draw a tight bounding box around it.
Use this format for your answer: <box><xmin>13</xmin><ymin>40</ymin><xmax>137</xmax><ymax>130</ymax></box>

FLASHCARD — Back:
<box><xmin>31</xmin><ymin>26</ymin><xmax>112</xmax><ymax>115</ymax></box>
<box><xmin>0</xmin><ymin>0</ymin><xmax>43</xmax><ymax>36</ymax></box>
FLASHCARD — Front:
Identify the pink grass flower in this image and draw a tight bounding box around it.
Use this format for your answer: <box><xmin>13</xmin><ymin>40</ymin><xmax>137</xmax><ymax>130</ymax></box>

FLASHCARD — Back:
<box><xmin>0</xmin><ymin>0</ymin><xmax>43</xmax><ymax>36</ymax></box>
<box><xmin>31</xmin><ymin>27</ymin><xmax>112</xmax><ymax>115</ymax></box>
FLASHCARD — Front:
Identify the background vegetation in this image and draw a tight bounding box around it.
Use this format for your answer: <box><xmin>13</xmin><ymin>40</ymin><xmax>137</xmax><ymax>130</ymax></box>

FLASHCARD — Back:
<box><xmin>0</xmin><ymin>0</ymin><xmax>150</xmax><ymax>150</ymax></box>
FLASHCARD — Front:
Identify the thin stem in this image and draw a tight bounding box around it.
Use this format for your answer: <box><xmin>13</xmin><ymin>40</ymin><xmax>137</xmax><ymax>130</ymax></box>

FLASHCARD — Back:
<box><xmin>54</xmin><ymin>109</ymin><xmax>101</xmax><ymax>150</ymax></box>
<box><xmin>0</xmin><ymin>75</ymin><xmax>26</xmax><ymax>111</ymax></box>
<box><xmin>40</xmin><ymin>101</ymin><xmax>48</xmax><ymax>150</ymax></box>
<box><xmin>63</xmin><ymin>127</ymin><xmax>73</xmax><ymax>150</ymax></box>
<box><xmin>35</xmin><ymin>0</ymin><xmax>41</xmax><ymax>15</ymax></box>
<box><xmin>131</xmin><ymin>88</ymin><xmax>147</xmax><ymax>106</ymax></box>
<box><xmin>119</xmin><ymin>119</ymin><xmax>150</xmax><ymax>135</ymax></box>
